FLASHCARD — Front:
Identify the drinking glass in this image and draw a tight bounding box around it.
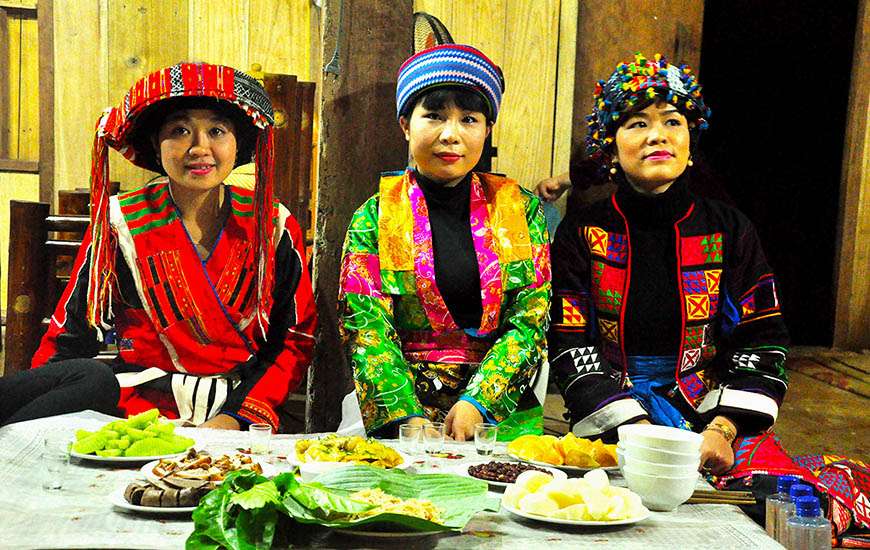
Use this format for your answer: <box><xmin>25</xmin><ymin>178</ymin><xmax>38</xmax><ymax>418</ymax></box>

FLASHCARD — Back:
<box><xmin>423</xmin><ymin>422</ymin><xmax>446</xmax><ymax>455</ymax></box>
<box><xmin>399</xmin><ymin>423</ymin><xmax>422</xmax><ymax>454</ymax></box>
<box><xmin>249</xmin><ymin>423</ymin><xmax>272</xmax><ymax>454</ymax></box>
<box><xmin>42</xmin><ymin>433</ymin><xmax>70</xmax><ymax>491</ymax></box>
<box><xmin>474</xmin><ymin>423</ymin><xmax>498</xmax><ymax>456</ymax></box>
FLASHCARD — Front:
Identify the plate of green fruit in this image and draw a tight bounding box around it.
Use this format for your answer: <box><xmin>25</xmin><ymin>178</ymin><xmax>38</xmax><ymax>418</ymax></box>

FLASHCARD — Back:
<box><xmin>70</xmin><ymin>409</ymin><xmax>195</xmax><ymax>463</ymax></box>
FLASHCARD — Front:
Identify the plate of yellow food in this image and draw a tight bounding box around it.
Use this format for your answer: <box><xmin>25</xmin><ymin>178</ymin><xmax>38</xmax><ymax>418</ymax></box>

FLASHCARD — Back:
<box><xmin>506</xmin><ymin>433</ymin><xmax>619</xmax><ymax>472</ymax></box>
<box><xmin>501</xmin><ymin>469</ymin><xmax>649</xmax><ymax>526</ymax></box>
<box><xmin>289</xmin><ymin>434</ymin><xmax>410</xmax><ymax>469</ymax></box>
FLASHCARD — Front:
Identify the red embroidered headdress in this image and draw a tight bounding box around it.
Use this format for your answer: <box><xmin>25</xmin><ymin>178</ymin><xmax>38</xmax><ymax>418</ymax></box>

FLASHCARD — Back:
<box><xmin>88</xmin><ymin>62</ymin><xmax>276</xmax><ymax>335</ymax></box>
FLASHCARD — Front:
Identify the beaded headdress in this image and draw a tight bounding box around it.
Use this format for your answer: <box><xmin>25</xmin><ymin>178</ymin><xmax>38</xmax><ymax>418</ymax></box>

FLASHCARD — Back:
<box><xmin>586</xmin><ymin>53</ymin><xmax>710</xmax><ymax>156</ymax></box>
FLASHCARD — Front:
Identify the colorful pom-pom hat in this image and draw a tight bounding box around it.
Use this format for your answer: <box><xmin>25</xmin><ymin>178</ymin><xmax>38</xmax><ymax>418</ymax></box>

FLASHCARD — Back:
<box><xmin>585</xmin><ymin>52</ymin><xmax>711</xmax><ymax>157</ymax></box>
<box><xmin>87</xmin><ymin>62</ymin><xmax>276</xmax><ymax>333</ymax></box>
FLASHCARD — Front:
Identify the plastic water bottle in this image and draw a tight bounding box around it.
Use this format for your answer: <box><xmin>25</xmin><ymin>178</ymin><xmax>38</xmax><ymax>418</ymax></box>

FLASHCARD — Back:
<box><xmin>778</xmin><ymin>483</ymin><xmax>815</xmax><ymax>544</ymax></box>
<box><xmin>785</xmin><ymin>496</ymin><xmax>831</xmax><ymax>549</ymax></box>
<box><xmin>766</xmin><ymin>475</ymin><xmax>800</xmax><ymax>539</ymax></box>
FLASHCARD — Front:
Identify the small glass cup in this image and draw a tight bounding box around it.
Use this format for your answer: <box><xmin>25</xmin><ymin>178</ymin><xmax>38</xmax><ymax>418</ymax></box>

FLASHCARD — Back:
<box><xmin>399</xmin><ymin>423</ymin><xmax>422</xmax><ymax>454</ymax></box>
<box><xmin>42</xmin><ymin>433</ymin><xmax>70</xmax><ymax>491</ymax></box>
<box><xmin>474</xmin><ymin>423</ymin><xmax>498</xmax><ymax>456</ymax></box>
<box><xmin>423</xmin><ymin>422</ymin><xmax>446</xmax><ymax>455</ymax></box>
<box><xmin>249</xmin><ymin>423</ymin><xmax>272</xmax><ymax>455</ymax></box>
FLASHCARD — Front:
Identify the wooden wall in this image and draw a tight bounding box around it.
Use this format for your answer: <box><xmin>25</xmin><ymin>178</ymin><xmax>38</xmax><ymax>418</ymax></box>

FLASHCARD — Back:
<box><xmin>1</xmin><ymin>4</ymin><xmax>39</xmax><ymax>161</ymax></box>
<box><xmin>413</xmin><ymin>0</ymin><xmax>577</xmax><ymax>190</ymax></box>
<box><xmin>51</xmin><ymin>0</ymin><xmax>314</xmax><ymax>194</ymax></box>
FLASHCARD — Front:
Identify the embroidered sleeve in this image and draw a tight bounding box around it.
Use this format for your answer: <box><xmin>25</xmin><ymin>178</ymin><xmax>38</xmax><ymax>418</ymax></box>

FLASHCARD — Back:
<box><xmin>462</xmin><ymin>194</ymin><xmax>551</xmax><ymax>422</ymax></box>
<box><xmin>548</xmin><ymin>212</ymin><xmax>648</xmax><ymax>437</ymax></box>
<box><xmin>222</xmin><ymin>212</ymin><xmax>317</xmax><ymax>430</ymax></box>
<box><xmin>702</xmin><ymin>216</ymin><xmax>790</xmax><ymax>434</ymax></box>
<box><xmin>339</xmin><ymin>197</ymin><xmax>424</xmax><ymax>433</ymax></box>
<box><xmin>32</xmin><ymin>229</ymin><xmax>105</xmax><ymax>367</ymax></box>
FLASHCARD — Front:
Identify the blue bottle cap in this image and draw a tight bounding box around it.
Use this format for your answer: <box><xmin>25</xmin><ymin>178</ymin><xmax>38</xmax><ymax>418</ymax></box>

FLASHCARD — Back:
<box><xmin>789</xmin><ymin>483</ymin><xmax>814</xmax><ymax>500</ymax></box>
<box><xmin>795</xmin><ymin>496</ymin><xmax>821</xmax><ymax>518</ymax></box>
<box><xmin>776</xmin><ymin>475</ymin><xmax>800</xmax><ymax>494</ymax></box>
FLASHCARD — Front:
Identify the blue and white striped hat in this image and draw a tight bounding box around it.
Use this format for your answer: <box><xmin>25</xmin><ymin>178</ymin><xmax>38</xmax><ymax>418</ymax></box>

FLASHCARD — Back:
<box><xmin>396</xmin><ymin>44</ymin><xmax>504</xmax><ymax>121</ymax></box>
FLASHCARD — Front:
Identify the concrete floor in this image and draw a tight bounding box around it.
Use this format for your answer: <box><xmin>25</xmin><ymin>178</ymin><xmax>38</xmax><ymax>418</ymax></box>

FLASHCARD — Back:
<box><xmin>543</xmin><ymin>365</ymin><xmax>869</xmax><ymax>459</ymax></box>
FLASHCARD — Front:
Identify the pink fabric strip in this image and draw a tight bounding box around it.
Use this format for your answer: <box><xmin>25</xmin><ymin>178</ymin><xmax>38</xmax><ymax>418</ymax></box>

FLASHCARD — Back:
<box><xmin>339</xmin><ymin>252</ymin><xmax>383</xmax><ymax>298</ymax></box>
<box><xmin>408</xmin><ymin>172</ymin><xmax>458</xmax><ymax>334</ymax></box>
<box><xmin>531</xmin><ymin>242</ymin><xmax>551</xmax><ymax>288</ymax></box>
<box><xmin>401</xmin><ymin>328</ymin><xmax>490</xmax><ymax>364</ymax></box>
<box><xmin>469</xmin><ymin>174</ymin><xmax>503</xmax><ymax>336</ymax></box>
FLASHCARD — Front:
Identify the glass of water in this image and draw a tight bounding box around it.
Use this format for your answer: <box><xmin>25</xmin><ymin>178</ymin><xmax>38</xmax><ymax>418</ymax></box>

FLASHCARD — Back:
<box><xmin>474</xmin><ymin>423</ymin><xmax>498</xmax><ymax>456</ymax></box>
<box><xmin>423</xmin><ymin>422</ymin><xmax>446</xmax><ymax>455</ymax></box>
<box><xmin>42</xmin><ymin>433</ymin><xmax>70</xmax><ymax>491</ymax></box>
<box><xmin>399</xmin><ymin>423</ymin><xmax>422</xmax><ymax>454</ymax></box>
<box><xmin>249</xmin><ymin>423</ymin><xmax>272</xmax><ymax>455</ymax></box>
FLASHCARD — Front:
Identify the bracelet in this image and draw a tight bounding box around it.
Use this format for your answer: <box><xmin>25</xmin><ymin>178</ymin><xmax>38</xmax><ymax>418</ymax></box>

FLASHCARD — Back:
<box><xmin>703</xmin><ymin>422</ymin><xmax>736</xmax><ymax>443</ymax></box>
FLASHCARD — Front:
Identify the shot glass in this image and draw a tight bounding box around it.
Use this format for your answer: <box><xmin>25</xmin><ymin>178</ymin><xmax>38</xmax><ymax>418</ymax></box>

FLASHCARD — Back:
<box><xmin>42</xmin><ymin>433</ymin><xmax>70</xmax><ymax>491</ymax></box>
<box><xmin>249</xmin><ymin>423</ymin><xmax>272</xmax><ymax>455</ymax></box>
<box><xmin>423</xmin><ymin>422</ymin><xmax>446</xmax><ymax>455</ymax></box>
<box><xmin>399</xmin><ymin>423</ymin><xmax>422</xmax><ymax>454</ymax></box>
<box><xmin>474</xmin><ymin>423</ymin><xmax>498</xmax><ymax>456</ymax></box>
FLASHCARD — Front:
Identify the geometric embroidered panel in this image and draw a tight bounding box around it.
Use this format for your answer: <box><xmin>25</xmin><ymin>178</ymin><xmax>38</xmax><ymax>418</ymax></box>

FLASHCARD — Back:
<box><xmin>570</xmin><ymin>346</ymin><xmax>601</xmax><ymax>374</ymax></box>
<box><xmin>733</xmin><ymin>352</ymin><xmax>761</xmax><ymax>370</ymax></box>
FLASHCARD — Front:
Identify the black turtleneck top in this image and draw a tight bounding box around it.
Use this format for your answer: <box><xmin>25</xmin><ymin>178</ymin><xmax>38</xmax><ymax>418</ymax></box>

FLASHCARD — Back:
<box><xmin>415</xmin><ymin>171</ymin><xmax>483</xmax><ymax>330</ymax></box>
<box><xmin>614</xmin><ymin>174</ymin><xmax>692</xmax><ymax>356</ymax></box>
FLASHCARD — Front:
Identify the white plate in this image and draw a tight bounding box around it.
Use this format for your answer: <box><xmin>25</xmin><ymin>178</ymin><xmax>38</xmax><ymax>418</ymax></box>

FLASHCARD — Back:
<box><xmin>502</xmin><ymin>501</ymin><xmax>650</xmax><ymax>526</ymax></box>
<box><xmin>108</xmin><ymin>486</ymin><xmax>196</xmax><ymax>514</ymax></box>
<box><xmin>451</xmin><ymin>460</ymin><xmax>568</xmax><ymax>488</ymax></box>
<box><xmin>140</xmin><ymin>458</ymin><xmax>276</xmax><ymax>486</ymax></box>
<box><xmin>71</xmin><ymin>448</ymin><xmax>193</xmax><ymax>464</ymax></box>
<box><xmin>287</xmin><ymin>439</ymin><xmax>412</xmax><ymax>470</ymax></box>
<box><xmin>507</xmin><ymin>452</ymin><xmax>620</xmax><ymax>474</ymax></box>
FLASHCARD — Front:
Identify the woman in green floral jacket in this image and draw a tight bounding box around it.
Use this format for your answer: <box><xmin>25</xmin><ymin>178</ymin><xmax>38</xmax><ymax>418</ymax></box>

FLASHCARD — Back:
<box><xmin>338</xmin><ymin>44</ymin><xmax>551</xmax><ymax>441</ymax></box>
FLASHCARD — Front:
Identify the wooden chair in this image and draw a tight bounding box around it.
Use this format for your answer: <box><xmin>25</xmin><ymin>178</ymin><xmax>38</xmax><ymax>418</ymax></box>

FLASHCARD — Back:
<box><xmin>4</xmin><ymin>197</ymin><xmax>91</xmax><ymax>375</ymax></box>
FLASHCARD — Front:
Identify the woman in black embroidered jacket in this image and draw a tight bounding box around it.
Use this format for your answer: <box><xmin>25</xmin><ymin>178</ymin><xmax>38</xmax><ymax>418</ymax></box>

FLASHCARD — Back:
<box><xmin>548</xmin><ymin>53</ymin><xmax>789</xmax><ymax>475</ymax></box>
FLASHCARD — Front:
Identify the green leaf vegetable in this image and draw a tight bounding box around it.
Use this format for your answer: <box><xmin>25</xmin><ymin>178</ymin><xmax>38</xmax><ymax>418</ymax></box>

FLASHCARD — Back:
<box><xmin>187</xmin><ymin>466</ymin><xmax>497</xmax><ymax>549</ymax></box>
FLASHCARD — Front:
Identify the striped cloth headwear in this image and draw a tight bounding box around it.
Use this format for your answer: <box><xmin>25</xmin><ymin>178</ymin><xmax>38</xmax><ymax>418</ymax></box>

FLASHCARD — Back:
<box><xmin>396</xmin><ymin>44</ymin><xmax>504</xmax><ymax>121</ymax></box>
<box><xmin>88</xmin><ymin>62</ymin><xmax>276</xmax><ymax>336</ymax></box>
<box><xmin>586</xmin><ymin>52</ymin><xmax>711</xmax><ymax>156</ymax></box>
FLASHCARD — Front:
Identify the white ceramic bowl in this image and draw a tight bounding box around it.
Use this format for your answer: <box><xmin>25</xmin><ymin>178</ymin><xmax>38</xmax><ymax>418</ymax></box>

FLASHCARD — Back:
<box><xmin>621</xmin><ymin>440</ymin><xmax>700</xmax><ymax>466</ymax></box>
<box><xmin>298</xmin><ymin>461</ymin><xmax>353</xmax><ymax>482</ymax></box>
<box><xmin>621</xmin><ymin>455</ymin><xmax>700</xmax><ymax>477</ymax></box>
<box><xmin>617</xmin><ymin>425</ymin><xmax>703</xmax><ymax>453</ymax></box>
<box><xmin>622</xmin><ymin>466</ymin><xmax>698</xmax><ymax>511</ymax></box>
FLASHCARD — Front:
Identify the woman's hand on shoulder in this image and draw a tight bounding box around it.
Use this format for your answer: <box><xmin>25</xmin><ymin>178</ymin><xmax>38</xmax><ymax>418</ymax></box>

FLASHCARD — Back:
<box><xmin>534</xmin><ymin>171</ymin><xmax>571</xmax><ymax>202</ymax></box>
<box><xmin>445</xmin><ymin>400</ymin><xmax>484</xmax><ymax>441</ymax></box>
<box><xmin>198</xmin><ymin>413</ymin><xmax>242</xmax><ymax>431</ymax></box>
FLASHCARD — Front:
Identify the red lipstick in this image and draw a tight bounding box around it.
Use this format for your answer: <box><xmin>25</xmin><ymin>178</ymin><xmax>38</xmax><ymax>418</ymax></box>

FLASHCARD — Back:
<box><xmin>644</xmin><ymin>151</ymin><xmax>674</xmax><ymax>161</ymax></box>
<box><xmin>435</xmin><ymin>153</ymin><xmax>462</xmax><ymax>163</ymax></box>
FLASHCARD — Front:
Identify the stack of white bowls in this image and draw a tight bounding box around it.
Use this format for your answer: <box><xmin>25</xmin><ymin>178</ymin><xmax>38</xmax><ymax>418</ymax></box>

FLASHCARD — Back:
<box><xmin>616</xmin><ymin>424</ymin><xmax>702</xmax><ymax>511</ymax></box>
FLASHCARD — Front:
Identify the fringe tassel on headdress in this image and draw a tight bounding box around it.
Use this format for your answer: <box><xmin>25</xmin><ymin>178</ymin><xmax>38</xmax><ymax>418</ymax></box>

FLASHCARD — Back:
<box><xmin>86</xmin><ymin>131</ymin><xmax>117</xmax><ymax>335</ymax></box>
<box><xmin>253</xmin><ymin>126</ymin><xmax>276</xmax><ymax>337</ymax></box>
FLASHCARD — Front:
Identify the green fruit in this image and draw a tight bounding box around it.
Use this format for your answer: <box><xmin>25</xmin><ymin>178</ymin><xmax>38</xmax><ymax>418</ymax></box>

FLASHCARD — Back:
<box><xmin>95</xmin><ymin>448</ymin><xmax>123</xmax><ymax>457</ymax></box>
<box><xmin>127</xmin><ymin>409</ymin><xmax>160</xmax><ymax>429</ymax></box>
<box><xmin>125</xmin><ymin>437</ymin><xmax>180</xmax><ymax>457</ymax></box>
<box><xmin>75</xmin><ymin>429</ymin><xmax>93</xmax><ymax>441</ymax></box>
<box><xmin>71</xmin><ymin>433</ymin><xmax>108</xmax><ymax>455</ymax></box>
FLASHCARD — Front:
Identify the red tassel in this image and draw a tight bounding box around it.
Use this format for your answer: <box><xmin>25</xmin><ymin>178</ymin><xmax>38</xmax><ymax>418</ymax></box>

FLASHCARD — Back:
<box><xmin>253</xmin><ymin>126</ymin><xmax>276</xmax><ymax>336</ymax></box>
<box><xmin>87</xmin><ymin>132</ymin><xmax>117</xmax><ymax>333</ymax></box>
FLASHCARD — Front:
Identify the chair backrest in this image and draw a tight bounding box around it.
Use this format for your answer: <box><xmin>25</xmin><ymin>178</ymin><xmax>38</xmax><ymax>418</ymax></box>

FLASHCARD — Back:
<box><xmin>4</xmin><ymin>199</ymin><xmax>90</xmax><ymax>375</ymax></box>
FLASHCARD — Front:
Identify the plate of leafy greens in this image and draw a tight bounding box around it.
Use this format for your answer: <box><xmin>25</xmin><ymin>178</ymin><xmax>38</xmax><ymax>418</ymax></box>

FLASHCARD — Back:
<box><xmin>186</xmin><ymin>466</ymin><xmax>497</xmax><ymax>548</ymax></box>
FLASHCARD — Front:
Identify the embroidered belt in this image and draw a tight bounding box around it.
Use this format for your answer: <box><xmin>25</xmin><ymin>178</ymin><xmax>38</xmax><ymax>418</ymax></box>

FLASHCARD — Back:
<box><xmin>400</xmin><ymin>329</ymin><xmax>492</xmax><ymax>364</ymax></box>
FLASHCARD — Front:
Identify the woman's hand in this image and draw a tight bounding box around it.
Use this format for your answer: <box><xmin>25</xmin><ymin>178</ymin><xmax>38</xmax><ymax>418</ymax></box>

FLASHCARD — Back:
<box><xmin>404</xmin><ymin>416</ymin><xmax>430</xmax><ymax>429</ymax></box>
<box><xmin>198</xmin><ymin>413</ymin><xmax>241</xmax><ymax>431</ymax></box>
<box><xmin>444</xmin><ymin>400</ymin><xmax>484</xmax><ymax>441</ymax></box>
<box><xmin>534</xmin><ymin>172</ymin><xmax>571</xmax><ymax>202</ymax></box>
<box><xmin>699</xmin><ymin>416</ymin><xmax>737</xmax><ymax>475</ymax></box>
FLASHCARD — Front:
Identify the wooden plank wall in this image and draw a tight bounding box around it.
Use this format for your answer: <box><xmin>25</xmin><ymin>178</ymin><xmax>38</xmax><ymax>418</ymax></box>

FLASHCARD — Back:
<box><xmin>413</xmin><ymin>0</ymin><xmax>576</xmax><ymax>190</ymax></box>
<box><xmin>833</xmin><ymin>0</ymin><xmax>870</xmax><ymax>349</ymax></box>
<box><xmin>0</xmin><ymin>172</ymin><xmax>39</xmax><ymax>312</ymax></box>
<box><xmin>2</xmin><ymin>6</ymin><xmax>39</xmax><ymax>160</ymax></box>
<box><xmin>51</xmin><ymin>0</ymin><xmax>313</xmax><ymax>194</ymax></box>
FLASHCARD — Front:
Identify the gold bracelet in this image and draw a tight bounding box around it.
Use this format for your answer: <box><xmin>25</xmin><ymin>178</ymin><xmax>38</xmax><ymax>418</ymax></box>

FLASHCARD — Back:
<box><xmin>703</xmin><ymin>422</ymin><xmax>736</xmax><ymax>443</ymax></box>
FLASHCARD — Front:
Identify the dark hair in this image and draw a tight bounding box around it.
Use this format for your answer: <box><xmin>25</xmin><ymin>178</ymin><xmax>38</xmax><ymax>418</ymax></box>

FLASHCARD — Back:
<box><xmin>127</xmin><ymin>96</ymin><xmax>258</xmax><ymax>174</ymax></box>
<box><xmin>402</xmin><ymin>86</ymin><xmax>493</xmax><ymax>123</ymax></box>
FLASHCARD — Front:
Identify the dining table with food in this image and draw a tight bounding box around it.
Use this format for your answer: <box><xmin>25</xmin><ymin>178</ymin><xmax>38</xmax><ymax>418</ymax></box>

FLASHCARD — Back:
<box><xmin>0</xmin><ymin>410</ymin><xmax>783</xmax><ymax>549</ymax></box>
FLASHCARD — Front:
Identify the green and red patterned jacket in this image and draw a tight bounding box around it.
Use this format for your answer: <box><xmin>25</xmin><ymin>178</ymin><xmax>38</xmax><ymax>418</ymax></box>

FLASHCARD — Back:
<box><xmin>339</xmin><ymin>170</ymin><xmax>551</xmax><ymax>437</ymax></box>
<box><xmin>33</xmin><ymin>182</ymin><xmax>317</xmax><ymax>431</ymax></box>
<box><xmin>549</xmin><ymin>189</ymin><xmax>789</xmax><ymax>439</ymax></box>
